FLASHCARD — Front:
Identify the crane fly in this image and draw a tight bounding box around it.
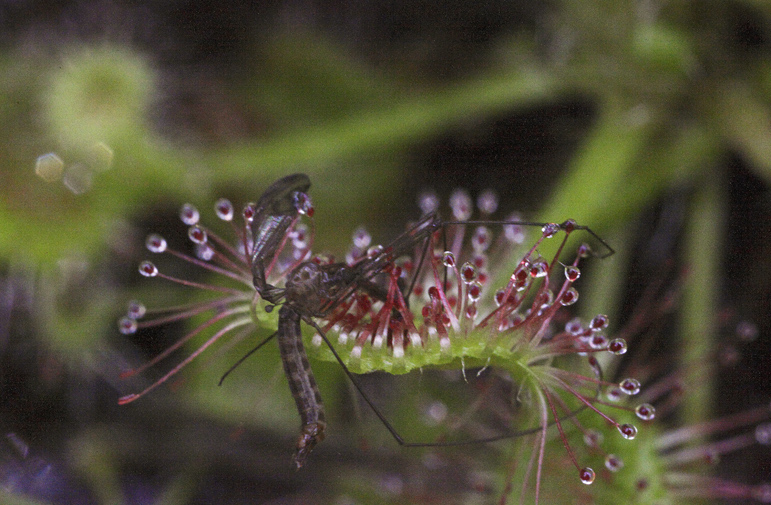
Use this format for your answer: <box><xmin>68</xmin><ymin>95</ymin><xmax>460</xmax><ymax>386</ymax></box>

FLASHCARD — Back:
<box><xmin>118</xmin><ymin>173</ymin><xmax>616</xmax><ymax>470</ymax></box>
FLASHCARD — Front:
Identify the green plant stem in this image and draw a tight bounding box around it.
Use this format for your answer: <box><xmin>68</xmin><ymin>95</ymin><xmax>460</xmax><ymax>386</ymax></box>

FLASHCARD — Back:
<box><xmin>680</xmin><ymin>169</ymin><xmax>724</xmax><ymax>426</ymax></box>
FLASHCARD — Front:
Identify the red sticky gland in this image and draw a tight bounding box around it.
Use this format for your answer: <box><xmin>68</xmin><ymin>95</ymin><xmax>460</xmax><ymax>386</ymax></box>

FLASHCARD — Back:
<box><xmin>240</xmin><ymin>203</ymin><xmax>257</xmax><ymax>255</ymax></box>
<box><xmin>427</xmin><ymin>252</ymin><xmax>461</xmax><ymax>332</ymax></box>
<box><xmin>293</xmin><ymin>191</ymin><xmax>313</xmax><ymax>216</ymax></box>
<box><xmin>607</xmin><ymin>339</ymin><xmax>627</xmax><ymax>354</ymax></box>
<box><xmin>215</xmin><ymin>198</ymin><xmax>234</xmax><ymax>221</ymax></box>
<box><xmin>188</xmin><ymin>225</ymin><xmax>207</xmax><ymax>244</ymax></box>
<box><xmin>179</xmin><ymin>203</ymin><xmax>199</xmax><ymax>225</ymax></box>
<box><xmin>590</xmin><ymin>314</ymin><xmax>609</xmax><ymax>331</ymax></box>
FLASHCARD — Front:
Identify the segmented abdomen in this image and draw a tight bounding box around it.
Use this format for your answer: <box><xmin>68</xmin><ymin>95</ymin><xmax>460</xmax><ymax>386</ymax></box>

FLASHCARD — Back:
<box><xmin>277</xmin><ymin>305</ymin><xmax>326</xmax><ymax>468</ymax></box>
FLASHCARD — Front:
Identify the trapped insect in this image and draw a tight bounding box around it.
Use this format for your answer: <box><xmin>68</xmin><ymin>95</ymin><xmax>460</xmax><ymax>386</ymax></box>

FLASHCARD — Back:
<box><xmin>118</xmin><ymin>174</ymin><xmax>638</xmax><ymax>479</ymax></box>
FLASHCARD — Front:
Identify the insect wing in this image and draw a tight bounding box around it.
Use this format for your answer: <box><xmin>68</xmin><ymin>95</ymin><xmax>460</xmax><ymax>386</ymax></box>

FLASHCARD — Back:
<box><xmin>250</xmin><ymin>173</ymin><xmax>311</xmax><ymax>299</ymax></box>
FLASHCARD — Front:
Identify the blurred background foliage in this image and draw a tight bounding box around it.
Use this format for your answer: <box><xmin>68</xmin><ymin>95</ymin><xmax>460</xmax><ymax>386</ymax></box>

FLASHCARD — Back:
<box><xmin>0</xmin><ymin>0</ymin><xmax>769</xmax><ymax>504</ymax></box>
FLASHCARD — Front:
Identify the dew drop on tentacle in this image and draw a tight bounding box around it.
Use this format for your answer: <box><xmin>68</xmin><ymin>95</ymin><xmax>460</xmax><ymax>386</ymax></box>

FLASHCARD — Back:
<box><xmin>418</xmin><ymin>191</ymin><xmax>439</xmax><ymax>215</ymax></box>
<box><xmin>566</xmin><ymin>318</ymin><xmax>584</xmax><ymax>336</ymax></box>
<box><xmin>367</xmin><ymin>245</ymin><xmax>383</xmax><ymax>259</ymax></box>
<box><xmin>606</xmin><ymin>387</ymin><xmax>623</xmax><ymax>402</ymax></box>
<box><xmin>530</xmin><ymin>261</ymin><xmax>548</xmax><ymax>278</ymax></box>
<box><xmin>467</xmin><ymin>281</ymin><xmax>482</xmax><ymax>302</ymax></box>
<box><xmin>503</xmin><ymin>212</ymin><xmax>526</xmax><ymax>244</ymax></box>
<box><xmin>449</xmin><ymin>189</ymin><xmax>472</xmax><ymax>221</ymax></box>
<box><xmin>242</xmin><ymin>203</ymin><xmax>256</xmax><ymax>223</ymax></box>
<box><xmin>541</xmin><ymin>223</ymin><xmax>560</xmax><ymax>238</ymax></box>
<box><xmin>584</xmin><ymin>429</ymin><xmax>603</xmax><ymax>447</ymax></box>
<box><xmin>291</xmin><ymin>224</ymin><xmax>310</xmax><ymax>249</ymax></box>
<box><xmin>352</xmin><ymin>227</ymin><xmax>371</xmax><ymax>249</ymax></box>
<box><xmin>138</xmin><ymin>261</ymin><xmax>158</xmax><ymax>277</ymax></box>
<box><xmin>188</xmin><ymin>225</ymin><xmax>207</xmax><ymax>245</ymax></box>
<box><xmin>755</xmin><ymin>423</ymin><xmax>771</xmax><ymax>445</ymax></box>
<box><xmin>538</xmin><ymin>289</ymin><xmax>555</xmax><ymax>307</ymax></box>
<box><xmin>589</xmin><ymin>333</ymin><xmax>608</xmax><ymax>349</ymax></box>
<box><xmin>561</xmin><ymin>219</ymin><xmax>577</xmax><ymax>233</ymax></box>
<box><xmin>605</xmin><ymin>455</ymin><xmax>624</xmax><ymax>472</ymax></box>
<box><xmin>511</xmin><ymin>264</ymin><xmax>530</xmax><ymax>290</ymax></box>
<box><xmin>476</xmin><ymin>189</ymin><xmax>498</xmax><ymax>215</ymax></box>
<box><xmin>118</xmin><ymin>317</ymin><xmax>138</xmax><ymax>335</ymax></box>
<box><xmin>590</xmin><ymin>314</ymin><xmax>609</xmax><ymax>331</ymax></box>
<box><xmin>472</xmin><ymin>226</ymin><xmax>491</xmax><ymax>253</ymax></box>
<box><xmin>145</xmin><ymin>234</ymin><xmax>167</xmax><ymax>253</ymax></box>
<box><xmin>215</xmin><ymin>198</ymin><xmax>234</xmax><ymax>221</ymax></box>
<box><xmin>494</xmin><ymin>288</ymin><xmax>507</xmax><ymax>307</ymax></box>
<box><xmin>180</xmin><ymin>204</ymin><xmax>199</xmax><ymax>225</ymax></box>
<box><xmin>127</xmin><ymin>300</ymin><xmax>146</xmax><ymax>319</ymax></box>
<box><xmin>560</xmin><ymin>287</ymin><xmax>579</xmax><ymax>306</ymax></box>
<box><xmin>607</xmin><ymin>338</ymin><xmax>627</xmax><ymax>355</ymax></box>
<box><xmin>196</xmin><ymin>242</ymin><xmax>215</xmax><ymax>261</ymax></box>
<box><xmin>564</xmin><ymin>265</ymin><xmax>580</xmax><ymax>282</ymax></box>
<box><xmin>442</xmin><ymin>252</ymin><xmax>456</xmax><ymax>268</ymax></box>
<box><xmin>635</xmin><ymin>403</ymin><xmax>656</xmax><ymax>421</ymax></box>
<box><xmin>736</xmin><ymin>320</ymin><xmax>759</xmax><ymax>342</ymax></box>
<box><xmin>460</xmin><ymin>262</ymin><xmax>477</xmax><ymax>284</ymax></box>
<box><xmin>619</xmin><ymin>378</ymin><xmax>641</xmax><ymax>395</ymax></box>
<box><xmin>294</xmin><ymin>191</ymin><xmax>313</xmax><ymax>216</ymax></box>
<box><xmin>579</xmin><ymin>467</ymin><xmax>595</xmax><ymax>485</ymax></box>
<box><xmin>619</xmin><ymin>424</ymin><xmax>638</xmax><ymax>440</ymax></box>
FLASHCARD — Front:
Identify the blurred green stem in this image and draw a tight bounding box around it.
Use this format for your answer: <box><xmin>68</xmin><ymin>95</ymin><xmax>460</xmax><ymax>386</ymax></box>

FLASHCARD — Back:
<box><xmin>680</xmin><ymin>168</ymin><xmax>725</xmax><ymax>426</ymax></box>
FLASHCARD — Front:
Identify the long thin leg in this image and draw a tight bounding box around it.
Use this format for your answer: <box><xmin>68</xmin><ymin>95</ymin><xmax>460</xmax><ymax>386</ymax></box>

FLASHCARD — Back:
<box><xmin>442</xmin><ymin>219</ymin><xmax>615</xmax><ymax>258</ymax></box>
<box><xmin>218</xmin><ymin>331</ymin><xmax>277</xmax><ymax>385</ymax></box>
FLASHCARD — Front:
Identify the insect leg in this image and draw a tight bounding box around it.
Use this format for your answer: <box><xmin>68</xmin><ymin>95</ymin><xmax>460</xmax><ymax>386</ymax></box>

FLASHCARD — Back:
<box><xmin>218</xmin><ymin>330</ymin><xmax>278</xmax><ymax>385</ymax></box>
<box><xmin>442</xmin><ymin>219</ymin><xmax>615</xmax><ymax>259</ymax></box>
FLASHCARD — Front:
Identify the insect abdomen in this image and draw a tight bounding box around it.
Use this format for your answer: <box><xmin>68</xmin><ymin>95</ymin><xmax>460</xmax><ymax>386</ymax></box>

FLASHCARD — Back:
<box><xmin>277</xmin><ymin>306</ymin><xmax>326</xmax><ymax>469</ymax></box>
